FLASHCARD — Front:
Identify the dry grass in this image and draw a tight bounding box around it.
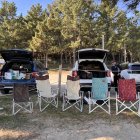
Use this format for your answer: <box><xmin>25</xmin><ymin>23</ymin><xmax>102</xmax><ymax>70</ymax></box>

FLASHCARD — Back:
<box><xmin>0</xmin><ymin>70</ymin><xmax>140</xmax><ymax>139</ymax></box>
<box><xmin>0</xmin><ymin>94</ymin><xmax>140</xmax><ymax>140</ymax></box>
<box><xmin>0</xmin><ymin>129</ymin><xmax>31</xmax><ymax>139</ymax></box>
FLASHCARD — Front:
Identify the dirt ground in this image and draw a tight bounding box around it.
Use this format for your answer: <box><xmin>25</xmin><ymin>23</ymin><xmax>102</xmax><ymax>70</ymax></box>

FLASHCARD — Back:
<box><xmin>0</xmin><ymin>70</ymin><xmax>140</xmax><ymax>140</ymax></box>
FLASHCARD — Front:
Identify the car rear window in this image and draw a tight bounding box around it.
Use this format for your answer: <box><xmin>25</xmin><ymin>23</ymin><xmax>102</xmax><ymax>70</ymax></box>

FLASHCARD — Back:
<box><xmin>130</xmin><ymin>65</ymin><xmax>140</xmax><ymax>70</ymax></box>
<box><xmin>78</xmin><ymin>51</ymin><xmax>106</xmax><ymax>60</ymax></box>
<box><xmin>2</xmin><ymin>61</ymin><xmax>33</xmax><ymax>72</ymax></box>
<box><xmin>79</xmin><ymin>61</ymin><xmax>105</xmax><ymax>71</ymax></box>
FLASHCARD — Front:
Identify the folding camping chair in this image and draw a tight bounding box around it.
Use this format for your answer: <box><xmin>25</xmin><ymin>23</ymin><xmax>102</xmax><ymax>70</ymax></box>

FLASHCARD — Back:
<box><xmin>12</xmin><ymin>83</ymin><xmax>33</xmax><ymax>115</ymax></box>
<box><xmin>116</xmin><ymin>79</ymin><xmax>140</xmax><ymax>116</ymax></box>
<box><xmin>62</xmin><ymin>76</ymin><xmax>83</xmax><ymax>112</ymax></box>
<box><xmin>36</xmin><ymin>75</ymin><xmax>58</xmax><ymax>112</ymax></box>
<box><xmin>88</xmin><ymin>77</ymin><xmax>110</xmax><ymax>114</ymax></box>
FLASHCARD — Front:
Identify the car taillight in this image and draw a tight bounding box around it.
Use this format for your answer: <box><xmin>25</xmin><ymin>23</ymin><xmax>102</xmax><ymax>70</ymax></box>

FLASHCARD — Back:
<box><xmin>107</xmin><ymin>70</ymin><xmax>111</xmax><ymax>77</ymax></box>
<box><xmin>31</xmin><ymin>72</ymin><xmax>38</xmax><ymax>78</ymax></box>
<box><xmin>72</xmin><ymin>71</ymin><xmax>78</xmax><ymax>77</ymax></box>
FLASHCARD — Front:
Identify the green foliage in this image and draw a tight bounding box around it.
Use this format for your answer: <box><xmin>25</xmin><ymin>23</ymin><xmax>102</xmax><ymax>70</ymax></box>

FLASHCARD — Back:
<box><xmin>0</xmin><ymin>0</ymin><xmax>140</xmax><ymax>61</ymax></box>
<box><xmin>0</xmin><ymin>1</ymin><xmax>16</xmax><ymax>22</ymax></box>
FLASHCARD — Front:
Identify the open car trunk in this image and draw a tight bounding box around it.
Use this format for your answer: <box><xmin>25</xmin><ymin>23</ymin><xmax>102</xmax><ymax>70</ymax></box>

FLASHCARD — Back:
<box><xmin>1</xmin><ymin>60</ymin><xmax>33</xmax><ymax>80</ymax></box>
<box><xmin>77</xmin><ymin>48</ymin><xmax>109</xmax><ymax>62</ymax></box>
<box><xmin>78</xmin><ymin>60</ymin><xmax>106</xmax><ymax>79</ymax></box>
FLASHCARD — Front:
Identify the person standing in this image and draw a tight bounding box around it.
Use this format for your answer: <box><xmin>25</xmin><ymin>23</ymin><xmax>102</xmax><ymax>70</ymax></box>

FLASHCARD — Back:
<box><xmin>111</xmin><ymin>61</ymin><xmax>121</xmax><ymax>88</ymax></box>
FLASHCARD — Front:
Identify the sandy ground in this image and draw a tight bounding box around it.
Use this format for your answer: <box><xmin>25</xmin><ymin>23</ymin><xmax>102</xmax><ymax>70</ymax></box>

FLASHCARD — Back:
<box><xmin>33</xmin><ymin>118</ymin><xmax>140</xmax><ymax>140</ymax></box>
<box><xmin>32</xmin><ymin>71</ymin><xmax>140</xmax><ymax>140</ymax></box>
<box><xmin>0</xmin><ymin>70</ymin><xmax>140</xmax><ymax>140</ymax></box>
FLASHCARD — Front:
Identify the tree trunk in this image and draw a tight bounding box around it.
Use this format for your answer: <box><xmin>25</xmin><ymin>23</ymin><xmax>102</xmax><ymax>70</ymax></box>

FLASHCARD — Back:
<box><xmin>60</xmin><ymin>53</ymin><xmax>63</xmax><ymax>66</ymax></box>
<box><xmin>45</xmin><ymin>53</ymin><xmax>48</xmax><ymax>68</ymax></box>
<box><xmin>124</xmin><ymin>44</ymin><xmax>126</xmax><ymax>63</ymax></box>
<box><xmin>65</xmin><ymin>53</ymin><xmax>68</xmax><ymax>63</ymax></box>
<box><xmin>73</xmin><ymin>49</ymin><xmax>75</xmax><ymax>66</ymax></box>
<box><xmin>69</xmin><ymin>53</ymin><xmax>72</xmax><ymax>65</ymax></box>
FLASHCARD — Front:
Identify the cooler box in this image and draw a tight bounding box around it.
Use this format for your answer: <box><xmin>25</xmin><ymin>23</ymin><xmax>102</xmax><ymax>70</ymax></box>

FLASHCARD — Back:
<box><xmin>5</xmin><ymin>72</ymin><xmax>12</xmax><ymax>79</ymax></box>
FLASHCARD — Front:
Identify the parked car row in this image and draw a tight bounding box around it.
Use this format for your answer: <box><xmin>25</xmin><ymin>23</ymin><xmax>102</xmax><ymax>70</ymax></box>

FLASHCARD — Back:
<box><xmin>0</xmin><ymin>48</ymin><xmax>140</xmax><ymax>94</ymax></box>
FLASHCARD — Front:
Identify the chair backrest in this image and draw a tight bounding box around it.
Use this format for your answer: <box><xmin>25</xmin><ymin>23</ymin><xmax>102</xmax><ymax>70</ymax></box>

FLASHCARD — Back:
<box><xmin>66</xmin><ymin>76</ymin><xmax>80</xmax><ymax>99</ymax></box>
<box><xmin>91</xmin><ymin>77</ymin><xmax>108</xmax><ymax>100</ymax></box>
<box><xmin>13</xmin><ymin>84</ymin><xmax>29</xmax><ymax>102</ymax></box>
<box><xmin>118</xmin><ymin>79</ymin><xmax>136</xmax><ymax>101</ymax></box>
<box><xmin>36</xmin><ymin>75</ymin><xmax>52</xmax><ymax>97</ymax></box>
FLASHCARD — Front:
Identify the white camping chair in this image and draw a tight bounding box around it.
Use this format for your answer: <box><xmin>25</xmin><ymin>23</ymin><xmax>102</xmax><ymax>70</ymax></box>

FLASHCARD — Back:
<box><xmin>36</xmin><ymin>75</ymin><xmax>58</xmax><ymax>112</ymax></box>
<box><xmin>62</xmin><ymin>76</ymin><xmax>83</xmax><ymax>112</ymax></box>
<box><xmin>88</xmin><ymin>77</ymin><xmax>110</xmax><ymax>114</ymax></box>
<box><xmin>12</xmin><ymin>83</ymin><xmax>33</xmax><ymax>115</ymax></box>
<box><xmin>116</xmin><ymin>79</ymin><xmax>140</xmax><ymax>116</ymax></box>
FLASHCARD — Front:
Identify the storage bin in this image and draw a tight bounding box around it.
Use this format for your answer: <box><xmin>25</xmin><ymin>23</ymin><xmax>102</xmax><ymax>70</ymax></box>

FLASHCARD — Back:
<box><xmin>4</xmin><ymin>72</ymin><xmax>12</xmax><ymax>79</ymax></box>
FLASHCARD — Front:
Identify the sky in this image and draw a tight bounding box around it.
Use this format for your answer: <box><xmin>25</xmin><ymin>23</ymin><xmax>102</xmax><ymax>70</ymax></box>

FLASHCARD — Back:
<box><xmin>1</xmin><ymin>0</ymin><xmax>53</xmax><ymax>16</ymax></box>
<box><xmin>0</xmin><ymin>0</ymin><xmax>139</xmax><ymax>17</ymax></box>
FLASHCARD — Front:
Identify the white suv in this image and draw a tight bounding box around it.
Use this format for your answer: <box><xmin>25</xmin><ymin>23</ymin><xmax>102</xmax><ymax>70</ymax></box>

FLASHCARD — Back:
<box><xmin>71</xmin><ymin>48</ymin><xmax>113</xmax><ymax>88</ymax></box>
<box><xmin>120</xmin><ymin>62</ymin><xmax>140</xmax><ymax>91</ymax></box>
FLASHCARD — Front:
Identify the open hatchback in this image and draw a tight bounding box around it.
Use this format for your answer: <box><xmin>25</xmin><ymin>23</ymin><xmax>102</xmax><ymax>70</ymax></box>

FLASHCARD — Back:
<box><xmin>71</xmin><ymin>48</ymin><xmax>112</xmax><ymax>89</ymax></box>
<box><xmin>0</xmin><ymin>49</ymin><xmax>47</xmax><ymax>94</ymax></box>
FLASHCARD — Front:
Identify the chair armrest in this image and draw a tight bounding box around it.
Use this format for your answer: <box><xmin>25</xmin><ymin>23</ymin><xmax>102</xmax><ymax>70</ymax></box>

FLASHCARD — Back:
<box><xmin>137</xmin><ymin>92</ymin><xmax>140</xmax><ymax>99</ymax></box>
<box><xmin>79</xmin><ymin>91</ymin><xmax>84</xmax><ymax>98</ymax></box>
<box><xmin>37</xmin><ymin>90</ymin><xmax>43</xmax><ymax>94</ymax></box>
<box><xmin>115</xmin><ymin>91</ymin><xmax>118</xmax><ymax>99</ymax></box>
<box><xmin>37</xmin><ymin>90</ymin><xmax>43</xmax><ymax>96</ymax></box>
<box><xmin>62</xmin><ymin>89</ymin><xmax>67</xmax><ymax>96</ymax></box>
<box><xmin>87</xmin><ymin>91</ymin><xmax>92</xmax><ymax>99</ymax></box>
<box><xmin>107</xmin><ymin>91</ymin><xmax>110</xmax><ymax>98</ymax></box>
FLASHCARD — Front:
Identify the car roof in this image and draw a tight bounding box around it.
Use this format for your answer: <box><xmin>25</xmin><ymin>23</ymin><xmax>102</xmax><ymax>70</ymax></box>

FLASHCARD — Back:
<box><xmin>77</xmin><ymin>48</ymin><xmax>109</xmax><ymax>52</ymax></box>
<box><xmin>128</xmin><ymin>62</ymin><xmax>140</xmax><ymax>66</ymax></box>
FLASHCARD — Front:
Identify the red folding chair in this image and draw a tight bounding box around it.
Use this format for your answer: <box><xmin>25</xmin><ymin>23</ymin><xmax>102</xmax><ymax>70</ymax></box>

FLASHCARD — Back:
<box><xmin>116</xmin><ymin>79</ymin><xmax>140</xmax><ymax>116</ymax></box>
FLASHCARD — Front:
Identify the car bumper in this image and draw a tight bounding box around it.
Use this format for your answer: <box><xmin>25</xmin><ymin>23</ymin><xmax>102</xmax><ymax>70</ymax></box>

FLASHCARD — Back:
<box><xmin>0</xmin><ymin>81</ymin><xmax>36</xmax><ymax>90</ymax></box>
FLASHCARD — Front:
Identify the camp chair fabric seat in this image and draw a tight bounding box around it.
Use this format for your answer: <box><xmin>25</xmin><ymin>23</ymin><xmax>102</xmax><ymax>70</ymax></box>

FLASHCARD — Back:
<box><xmin>116</xmin><ymin>79</ymin><xmax>140</xmax><ymax>116</ymax></box>
<box><xmin>88</xmin><ymin>77</ymin><xmax>110</xmax><ymax>114</ymax></box>
<box><xmin>36</xmin><ymin>75</ymin><xmax>58</xmax><ymax>112</ymax></box>
<box><xmin>12</xmin><ymin>83</ymin><xmax>33</xmax><ymax>115</ymax></box>
<box><xmin>62</xmin><ymin>76</ymin><xmax>83</xmax><ymax>112</ymax></box>
<box><xmin>13</xmin><ymin>84</ymin><xmax>30</xmax><ymax>102</ymax></box>
<box><xmin>118</xmin><ymin>79</ymin><xmax>136</xmax><ymax>101</ymax></box>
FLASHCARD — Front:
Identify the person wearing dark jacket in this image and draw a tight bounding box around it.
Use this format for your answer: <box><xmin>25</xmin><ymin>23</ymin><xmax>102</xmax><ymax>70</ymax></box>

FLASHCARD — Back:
<box><xmin>111</xmin><ymin>61</ymin><xmax>121</xmax><ymax>89</ymax></box>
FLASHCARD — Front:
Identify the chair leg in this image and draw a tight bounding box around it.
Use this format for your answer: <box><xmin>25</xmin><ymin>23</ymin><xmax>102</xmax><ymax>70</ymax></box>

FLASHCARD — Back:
<box><xmin>39</xmin><ymin>97</ymin><xmax>42</xmax><ymax>111</ymax></box>
<box><xmin>138</xmin><ymin>101</ymin><xmax>140</xmax><ymax>116</ymax></box>
<box><xmin>80</xmin><ymin>99</ymin><xmax>83</xmax><ymax>112</ymax></box>
<box><xmin>62</xmin><ymin>95</ymin><xmax>67</xmax><ymax>111</ymax></box>
<box><xmin>54</xmin><ymin>97</ymin><xmax>58</xmax><ymax>108</ymax></box>
<box><xmin>116</xmin><ymin>94</ymin><xmax>118</xmax><ymax>115</ymax></box>
<box><xmin>75</xmin><ymin>99</ymin><xmax>83</xmax><ymax>112</ymax></box>
<box><xmin>108</xmin><ymin>97</ymin><xmax>111</xmax><ymax>114</ymax></box>
<box><xmin>51</xmin><ymin>96</ymin><xmax>58</xmax><ymax>108</ymax></box>
<box><xmin>12</xmin><ymin>101</ymin><xmax>15</xmax><ymax>115</ymax></box>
